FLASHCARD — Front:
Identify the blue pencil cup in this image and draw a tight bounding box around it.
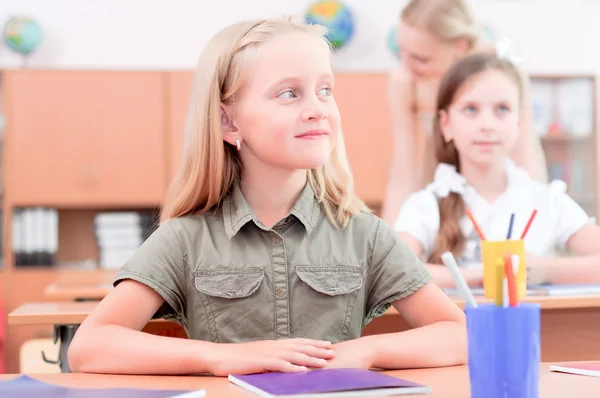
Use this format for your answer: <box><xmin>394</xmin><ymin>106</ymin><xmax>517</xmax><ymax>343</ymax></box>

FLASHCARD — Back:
<box><xmin>466</xmin><ymin>303</ymin><xmax>541</xmax><ymax>398</ymax></box>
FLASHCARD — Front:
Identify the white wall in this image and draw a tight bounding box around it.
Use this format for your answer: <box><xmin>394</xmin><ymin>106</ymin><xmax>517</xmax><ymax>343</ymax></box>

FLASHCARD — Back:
<box><xmin>0</xmin><ymin>0</ymin><xmax>599</xmax><ymax>74</ymax></box>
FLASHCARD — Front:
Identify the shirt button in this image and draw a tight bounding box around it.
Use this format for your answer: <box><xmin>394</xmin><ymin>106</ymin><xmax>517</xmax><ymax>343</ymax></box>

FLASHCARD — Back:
<box><xmin>275</xmin><ymin>288</ymin><xmax>286</xmax><ymax>298</ymax></box>
<box><xmin>271</xmin><ymin>235</ymin><xmax>282</xmax><ymax>244</ymax></box>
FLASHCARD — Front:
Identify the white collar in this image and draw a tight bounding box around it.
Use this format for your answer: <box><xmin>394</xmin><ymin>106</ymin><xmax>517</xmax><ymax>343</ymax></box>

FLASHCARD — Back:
<box><xmin>428</xmin><ymin>159</ymin><xmax>527</xmax><ymax>200</ymax></box>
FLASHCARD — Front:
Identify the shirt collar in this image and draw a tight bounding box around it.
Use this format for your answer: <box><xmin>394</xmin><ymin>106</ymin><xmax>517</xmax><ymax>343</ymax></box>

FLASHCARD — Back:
<box><xmin>223</xmin><ymin>181</ymin><xmax>320</xmax><ymax>239</ymax></box>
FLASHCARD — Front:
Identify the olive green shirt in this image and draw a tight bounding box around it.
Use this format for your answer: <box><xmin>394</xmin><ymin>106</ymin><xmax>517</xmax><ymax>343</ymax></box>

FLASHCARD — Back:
<box><xmin>114</xmin><ymin>183</ymin><xmax>432</xmax><ymax>343</ymax></box>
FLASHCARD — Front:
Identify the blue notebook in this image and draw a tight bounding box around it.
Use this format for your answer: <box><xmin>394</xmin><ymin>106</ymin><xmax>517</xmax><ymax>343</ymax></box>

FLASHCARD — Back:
<box><xmin>0</xmin><ymin>375</ymin><xmax>206</xmax><ymax>398</ymax></box>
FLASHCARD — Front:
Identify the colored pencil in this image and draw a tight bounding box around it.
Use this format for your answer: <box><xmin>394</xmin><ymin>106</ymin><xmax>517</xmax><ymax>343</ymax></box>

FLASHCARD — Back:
<box><xmin>441</xmin><ymin>251</ymin><xmax>477</xmax><ymax>308</ymax></box>
<box><xmin>504</xmin><ymin>254</ymin><xmax>518</xmax><ymax>307</ymax></box>
<box><xmin>465</xmin><ymin>209</ymin><xmax>486</xmax><ymax>240</ymax></box>
<box><xmin>520</xmin><ymin>209</ymin><xmax>538</xmax><ymax>239</ymax></box>
<box><xmin>495</xmin><ymin>259</ymin><xmax>504</xmax><ymax>306</ymax></box>
<box><xmin>506</xmin><ymin>213</ymin><xmax>515</xmax><ymax>239</ymax></box>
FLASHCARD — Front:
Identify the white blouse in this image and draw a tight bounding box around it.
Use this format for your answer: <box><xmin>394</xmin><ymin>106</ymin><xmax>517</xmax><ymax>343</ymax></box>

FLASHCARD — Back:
<box><xmin>394</xmin><ymin>160</ymin><xmax>595</xmax><ymax>266</ymax></box>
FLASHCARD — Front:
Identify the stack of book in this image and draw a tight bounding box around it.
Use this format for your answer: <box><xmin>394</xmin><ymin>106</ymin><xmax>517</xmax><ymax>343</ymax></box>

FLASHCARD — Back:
<box><xmin>94</xmin><ymin>211</ymin><xmax>158</xmax><ymax>269</ymax></box>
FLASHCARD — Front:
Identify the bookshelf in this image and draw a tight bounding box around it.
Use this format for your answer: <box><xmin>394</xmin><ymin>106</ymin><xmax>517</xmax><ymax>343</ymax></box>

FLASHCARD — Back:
<box><xmin>0</xmin><ymin>70</ymin><xmax>172</xmax><ymax>373</ymax></box>
<box><xmin>530</xmin><ymin>75</ymin><xmax>598</xmax><ymax>219</ymax></box>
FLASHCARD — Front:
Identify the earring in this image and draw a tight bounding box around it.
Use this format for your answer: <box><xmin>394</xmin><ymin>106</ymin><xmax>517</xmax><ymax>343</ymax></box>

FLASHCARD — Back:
<box><xmin>236</xmin><ymin>139</ymin><xmax>241</xmax><ymax>151</ymax></box>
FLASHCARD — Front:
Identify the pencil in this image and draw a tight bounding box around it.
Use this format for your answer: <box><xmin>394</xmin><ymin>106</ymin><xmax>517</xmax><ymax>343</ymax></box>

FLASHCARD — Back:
<box><xmin>465</xmin><ymin>209</ymin><xmax>486</xmax><ymax>240</ymax></box>
<box><xmin>495</xmin><ymin>259</ymin><xmax>504</xmax><ymax>306</ymax></box>
<box><xmin>505</xmin><ymin>254</ymin><xmax>518</xmax><ymax>307</ymax></box>
<box><xmin>520</xmin><ymin>209</ymin><xmax>538</xmax><ymax>239</ymax></box>
<box><xmin>506</xmin><ymin>213</ymin><xmax>515</xmax><ymax>239</ymax></box>
<box><xmin>441</xmin><ymin>251</ymin><xmax>477</xmax><ymax>308</ymax></box>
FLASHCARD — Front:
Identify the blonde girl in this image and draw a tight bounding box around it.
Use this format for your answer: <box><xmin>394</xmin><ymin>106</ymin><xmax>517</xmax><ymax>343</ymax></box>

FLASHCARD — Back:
<box><xmin>68</xmin><ymin>16</ymin><xmax>466</xmax><ymax>376</ymax></box>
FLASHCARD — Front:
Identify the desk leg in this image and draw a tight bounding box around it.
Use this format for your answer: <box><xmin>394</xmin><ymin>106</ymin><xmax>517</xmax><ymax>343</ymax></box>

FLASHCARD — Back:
<box><xmin>43</xmin><ymin>324</ymin><xmax>79</xmax><ymax>373</ymax></box>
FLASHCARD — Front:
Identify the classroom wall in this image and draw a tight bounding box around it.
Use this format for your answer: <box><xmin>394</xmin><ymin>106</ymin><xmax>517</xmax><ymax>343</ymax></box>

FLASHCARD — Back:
<box><xmin>0</xmin><ymin>0</ymin><xmax>599</xmax><ymax>74</ymax></box>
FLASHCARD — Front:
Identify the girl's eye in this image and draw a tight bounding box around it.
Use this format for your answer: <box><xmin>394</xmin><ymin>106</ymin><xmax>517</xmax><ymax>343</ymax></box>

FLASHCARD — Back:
<box><xmin>318</xmin><ymin>87</ymin><xmax>332</xmax><ymax>96</ymax></box>
<box><xmin>278</xmin><ymin>90</ymin><xmax>296</xmax><ymax>99</ymax></box>
<box><xmin>464</xmin><ymin>104</ymin><xmax>478</xmax><ymax>115</ymax></box>
<box><xmin>496</xmin><ymin>104</ymin><xmax>511</xmax><ymax>114</ymax></box>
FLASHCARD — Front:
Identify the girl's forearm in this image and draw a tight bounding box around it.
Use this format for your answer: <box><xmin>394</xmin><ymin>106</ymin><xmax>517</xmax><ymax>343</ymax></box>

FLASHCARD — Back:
<box><xmin>69</xmin><ymin>324</ymin><xmax>215</xmax><ymax>375</ymax></box>
<box><xmin>367</xmin><ymin>321</ymin><xmax>467</xmax><ymax>369</ymax></box>
<box><xmin>543</xmin><ymin>254</ymin><xmax>600</xmax><ymax>284</ymax></box>
<box><xmin>425</xmin><ymin>264</ymin><xmax>482</xmax><ymax>288</ymax></box>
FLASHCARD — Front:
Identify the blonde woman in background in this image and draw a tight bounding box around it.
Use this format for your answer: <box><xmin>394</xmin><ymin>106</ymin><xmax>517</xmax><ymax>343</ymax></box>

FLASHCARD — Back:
<box><xmin>381</xmin><ymin>0</ymin><xmax>547</xmax><ymax>225</ymax></box>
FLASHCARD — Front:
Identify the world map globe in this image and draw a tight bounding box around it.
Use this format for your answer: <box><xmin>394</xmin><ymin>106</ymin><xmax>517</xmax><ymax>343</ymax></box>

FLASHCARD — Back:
<box><xmin>386</xmin><ymin>25</ymin><xmax>401</xmax><ymax>59</ymax></box>
<box><xmin>305</xmin><ymin>0</ymin><xmax>355</xmax><ymax>50</ymax></box>
<box><xmin>4</xmin><ymin>17</ymin><xmax>42</xmax><ymax>55</ymax></box>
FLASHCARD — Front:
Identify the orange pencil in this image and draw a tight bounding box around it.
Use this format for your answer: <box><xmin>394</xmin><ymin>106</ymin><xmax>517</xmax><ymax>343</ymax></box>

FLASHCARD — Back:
<box><xmin>520</xmin><ymin>209</ymin><xmax>538</xmax><ymax>239</ymax></box>
<box><xmin>504</xmin><ymin>254</ymin><xmax>518</xmax><ymax>307</ymax></box>
<box><xmin>465</xmin><ymin>209</ymin><xmax>486</xmax><ymax>240</ymax></box>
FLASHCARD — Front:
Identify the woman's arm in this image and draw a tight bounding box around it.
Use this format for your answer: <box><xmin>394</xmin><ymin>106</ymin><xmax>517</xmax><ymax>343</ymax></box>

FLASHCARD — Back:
<box><xmin>511</xmin><ymin>68</ymin><xmax>548</xmax><ymax>183</ymax></box>
<box><xmin>380</xmin><ymin>67</ymin><xmax>419</xmax><ymax>225</ymax></box>
<box><xmin>531</xmin><ymin>224</ymin><xmax>600</xmax><ymax>284</ymax></box>
<box><xmin>398</xmin><ymin>232</ymin><xmax>482</xmax><ymax>288</ymax></box>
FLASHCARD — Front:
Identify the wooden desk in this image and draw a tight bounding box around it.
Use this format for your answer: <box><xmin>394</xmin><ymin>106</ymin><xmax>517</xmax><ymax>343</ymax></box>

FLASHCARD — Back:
<box><xmin>9</xmin><ymin>302</ymin><xmax>186</xmax><ymax>373</ymax></box>
<box><xmin>10</xmin><ymin>296</ymin><xmax>600</xmax><ymax>372</ymax></box>
<box><xmin>1</xmin><ymin>364</ymin><xmax>599</xmax><ymax>397</ymax></box>
<box><xmin>44</xmin><ymin>270</ymin><xmax>116</xmax><ymax>301</ymax></box>
<box><xmin>44</xmin><ymin>283</ymin><xmax>113</xmax><ymax>301</ymax></box>
<box><xmin>361</xmin><ymin>295</ymin><xmax>600</xmax><ymax>364</ymax></box>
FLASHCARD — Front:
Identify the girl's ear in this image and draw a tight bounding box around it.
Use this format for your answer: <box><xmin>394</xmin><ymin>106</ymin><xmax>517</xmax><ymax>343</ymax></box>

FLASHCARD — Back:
<box><xmin>454</xmin><ymin>38</ymin><xmax>469</xmax><ymax>58</ymax></box>
<box><xmin>439</xmin><ymin>109</ymin><xmax>453</xmax><ymax>143</ymax></box>
<box><xmin>220</xmin><ymin>105</ymin><xmax>239</xmax><ymax>147</ymax></box>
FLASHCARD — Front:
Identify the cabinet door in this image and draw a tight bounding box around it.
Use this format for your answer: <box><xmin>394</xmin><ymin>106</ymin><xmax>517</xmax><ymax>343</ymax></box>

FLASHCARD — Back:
<box><xmin>6</xmin><ymin>71</ymin><xmax>167</xmax><ymax>207</ymax></box>
<box><xmin>167</xmin><ymin>71</ymin><xmax>194</xmax><ymax>182</ymax></box>
<box><xmin>334</xmin><ymin>73</ymin><xmax>392</xmax><ymax>205</ymax></box>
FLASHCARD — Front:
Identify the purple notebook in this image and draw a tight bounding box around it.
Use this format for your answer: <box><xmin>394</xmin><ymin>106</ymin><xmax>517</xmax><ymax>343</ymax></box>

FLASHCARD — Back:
<box><xmin>228</xmin><ymin>368</ymin><xmax>431</xmax><ymax>397</ymax></box>
<box><xmin>0</xmin><ymin>375</ymin><xmax>206</xmax><ymax>398</ymax></box>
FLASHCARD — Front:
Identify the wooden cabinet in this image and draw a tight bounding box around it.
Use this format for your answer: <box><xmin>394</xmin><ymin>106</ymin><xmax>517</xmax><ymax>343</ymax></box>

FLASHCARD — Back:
<box><xmin>5</xmin><ymin>71</ymin><xmax>167</xmax><ymax>207</ymax></box>
<box><xmin>334</xmin><ymin>73</ymin><xmax>393</xmax><ymax>205</ymax></box>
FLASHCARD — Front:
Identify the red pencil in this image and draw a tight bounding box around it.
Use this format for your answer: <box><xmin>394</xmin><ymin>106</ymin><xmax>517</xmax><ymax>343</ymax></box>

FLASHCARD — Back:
<box><xmin>504</xmin><ymin>254</ymin><xmax>518</xmax><ymax>307</ymax></box>
<box><xmin>465</xmin><ymin>209</ymin><xmax>486</xmax><ymax>240</ymax></box>
<box><xmin>520</xmin><ymin>209</ymin><xmax>538</xmax><ymax>239</ymax></box>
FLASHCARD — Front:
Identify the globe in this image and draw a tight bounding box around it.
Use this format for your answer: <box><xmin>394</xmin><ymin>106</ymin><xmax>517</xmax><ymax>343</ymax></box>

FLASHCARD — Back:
<box><xmin>305</xmin><ymin>0</ymin><xmax>355</xmax><ymax>50</ymax></box>
<box><xmin>482</xmin><ymin>25</ymin><xmax>498</xmax><ymax>42</ymax></box>
<box><xmin>386</xmin><ymin>25</ymin><xmax>401</xmax><ymax>59</ymax></box>
<box><xmin>4</xmin><ymin>17</ymin><xmax>42</xmax><ymax>55</ymax></box>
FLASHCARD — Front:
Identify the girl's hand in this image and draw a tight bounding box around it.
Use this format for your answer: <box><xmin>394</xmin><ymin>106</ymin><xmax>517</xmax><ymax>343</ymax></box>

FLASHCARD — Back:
<box><xmin>323</xmin><ymin>338</ymin><xmax>376</xmax><ymax>370</ymax></box>
<box><xmin>526</xmin><ymin>253</ymin><xmax>548</xmax><ymax>285</ymax></box>
<box><xmin>461</xmin><ymin>265</ymin><xmax>484</xmax><ymax>286</ymax></box>
<box><xmin>205</xmin><ymin>338</ymin><xmax>335</xmax><ymax>376</ymax></box>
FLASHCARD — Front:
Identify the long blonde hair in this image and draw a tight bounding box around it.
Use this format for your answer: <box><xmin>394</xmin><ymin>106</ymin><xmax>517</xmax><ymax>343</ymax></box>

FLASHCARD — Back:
<box><xmin>401</xmin><ymin>0</ymin><xmax>480</xmax><ymax>51</ymax></box>
<box><xmin>428</xmin><ymin>53</ymin><xmax>523</xmax><ymax>264</ymax></box>
<box><xmin>161</xmin><ymin>16</ymin><xmax>370</xmax><ymax>228</ymax></box>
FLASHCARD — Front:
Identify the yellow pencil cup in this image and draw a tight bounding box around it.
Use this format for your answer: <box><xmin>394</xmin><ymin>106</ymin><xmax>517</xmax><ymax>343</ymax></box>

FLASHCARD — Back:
<box><xmin>482</xmin><ymin>239</ymin><xmax>527</xmax><ymax>299</ymax></box>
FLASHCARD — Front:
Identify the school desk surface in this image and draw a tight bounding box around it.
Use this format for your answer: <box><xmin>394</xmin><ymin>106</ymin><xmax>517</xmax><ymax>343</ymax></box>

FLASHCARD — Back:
<box><xmin>9</xmin><ymin>295</ymin><xmax>600</xmax><ymax>372</ymax></box>
<box><xmin>44</xmin><ymin>283</ymin><xmax>114</xmax><ymax>301</ymax></box>
<box><xmin>1</xmin><ymin>364</ymin><xmax>599</xmax><ymax>397</ymax></box>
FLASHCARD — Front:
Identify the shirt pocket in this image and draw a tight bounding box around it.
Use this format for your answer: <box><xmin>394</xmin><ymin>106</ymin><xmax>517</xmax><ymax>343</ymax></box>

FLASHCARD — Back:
<box><xmin>294</xmin><ymin>265</ymin><xmax>364</xmax><ymax>342</ymax></box>
<box><xmin>193</xmin><ymin>267</ymin><xmax>270</xmax><ymax>343</ymax></box>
